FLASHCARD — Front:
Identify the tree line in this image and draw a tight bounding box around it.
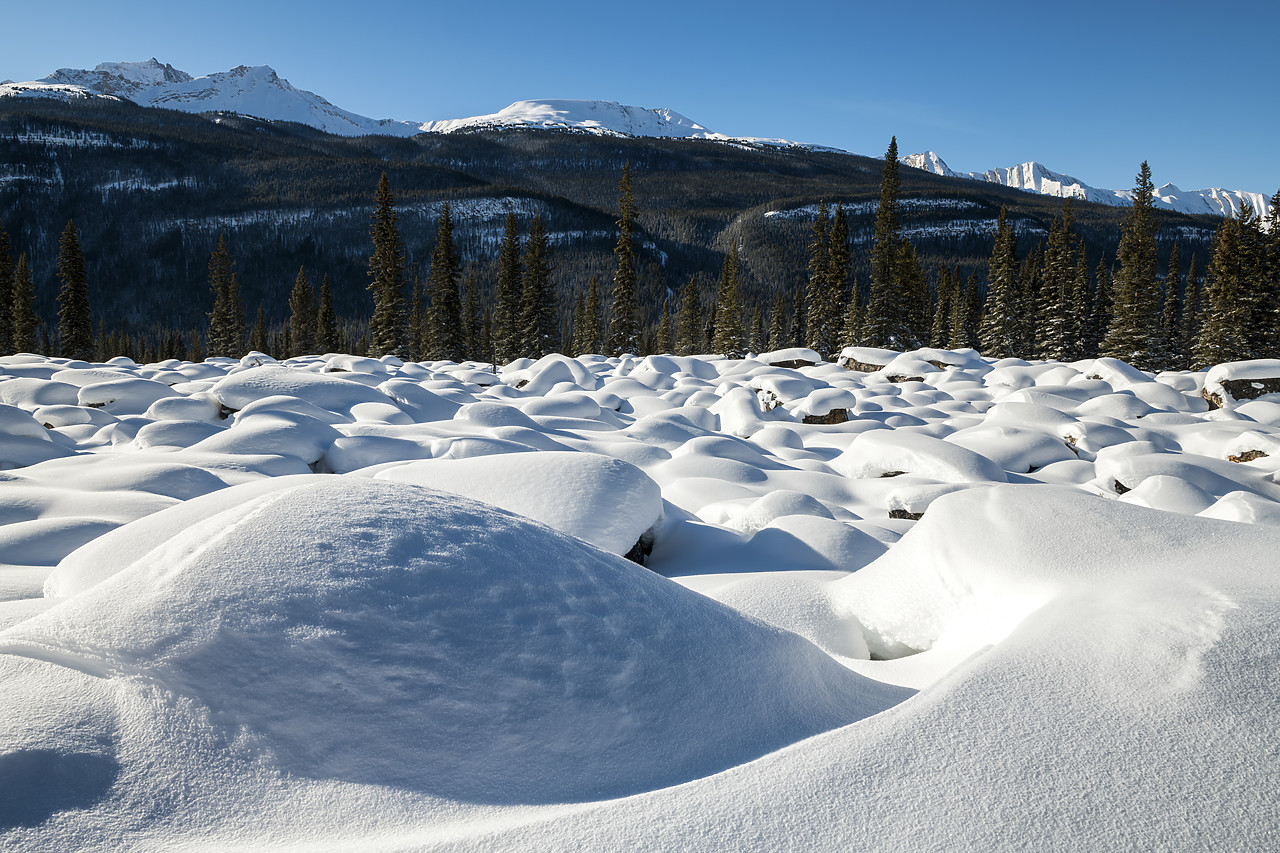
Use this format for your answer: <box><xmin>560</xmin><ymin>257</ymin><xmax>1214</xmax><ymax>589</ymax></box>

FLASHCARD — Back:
<box><xmin>1</xmin><ymin>144</ymin><xmax>1277</xmax><ymax>372</ymax></box>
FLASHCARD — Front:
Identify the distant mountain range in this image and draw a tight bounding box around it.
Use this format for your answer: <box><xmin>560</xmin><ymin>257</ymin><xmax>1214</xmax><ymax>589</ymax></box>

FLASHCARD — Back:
<box><xmin>0</xmin><ymin>58</ymin><xmax>1269</xmax><ymax>219</ymax></box>
<box><xmin>900</xmin><ymin>152</ymin><xmax>1269</xmax><ymax>221</ymax></box>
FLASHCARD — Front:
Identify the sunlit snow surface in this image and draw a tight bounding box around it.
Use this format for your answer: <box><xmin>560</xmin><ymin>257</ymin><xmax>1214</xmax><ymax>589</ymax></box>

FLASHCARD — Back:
<box><xmin>2</xmin><ymin>348</ymin><xmax>1279</xmax><ymax>850</ymax></box>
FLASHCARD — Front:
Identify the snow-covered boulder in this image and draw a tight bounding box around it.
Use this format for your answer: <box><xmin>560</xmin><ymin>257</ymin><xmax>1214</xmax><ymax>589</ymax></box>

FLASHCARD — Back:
<box><xmin>1203</xmin><ymin>359</ymin><xmax>1280</xmax><ymax>409</ymax></box>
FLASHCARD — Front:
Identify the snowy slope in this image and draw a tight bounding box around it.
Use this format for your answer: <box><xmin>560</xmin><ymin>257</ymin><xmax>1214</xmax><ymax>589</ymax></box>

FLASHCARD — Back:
<box><xmin>903</xmin><ymin>150</ymin><xmax>1270</xmax><ymax>219</ymax></box>
<box><xmin>1</xmin><ymin>59</ymin><xmax>422</xmax><ymax>137</ymax></box>
<box><xmin>419</xmin><ymin>99</ymin><xmax>714</xmax><ymax>137</ymax></box>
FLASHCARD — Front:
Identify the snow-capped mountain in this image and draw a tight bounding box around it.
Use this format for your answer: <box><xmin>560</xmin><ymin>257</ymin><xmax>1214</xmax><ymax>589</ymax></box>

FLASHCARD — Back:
<box><xmin>902</xmin><ymin>151</ymin><xmax>1269</xmax><ymax>220</ymax></box>
<box><xmin>418</xmin><ymin>99</ymin><xmax>713</xmax><ymax>137</ymax></box>
<box><xmin>0</xmin><ymin>59</ymin><xmax>422</xmax><ymax>137</ymax></box>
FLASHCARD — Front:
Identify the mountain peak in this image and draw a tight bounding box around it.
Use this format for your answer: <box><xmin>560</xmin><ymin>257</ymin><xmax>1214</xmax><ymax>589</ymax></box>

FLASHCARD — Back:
<box><xmin>418</xmin><ymin>98</ymin><xmax>716</xmax><ymax>138</ymax></box>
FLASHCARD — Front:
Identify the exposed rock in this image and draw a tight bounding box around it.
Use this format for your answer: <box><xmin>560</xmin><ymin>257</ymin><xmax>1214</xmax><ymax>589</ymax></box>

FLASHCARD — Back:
<box><xmin>1228</xmin><ymin>449</ymin><xmax>1269</xmax><ymax>464</ymax></box>
<box><xmin>802</xmin><ymin>408</ymin><xmax>848</xmax><ymax>425</ymax></box>
<box><xmin>888</xmin><ymin>508</ymin><xmax>924</xmax><ymax>521</ymax></box>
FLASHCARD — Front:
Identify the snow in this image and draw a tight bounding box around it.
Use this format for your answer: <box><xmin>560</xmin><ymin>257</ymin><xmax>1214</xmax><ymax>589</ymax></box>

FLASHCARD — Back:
<box><xmin>3</xmin><ymin>347</ymin><xmax>1280</xmax><ymax>849</ymax></box>
<box><xmin>903</xmin><ymin>150</ymin><xmax>1271</xmax><ymax>220</ymax></box>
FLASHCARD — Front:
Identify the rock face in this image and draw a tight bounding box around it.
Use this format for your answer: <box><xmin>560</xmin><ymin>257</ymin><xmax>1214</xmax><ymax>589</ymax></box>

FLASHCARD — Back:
<box><xmin>1202</xmin><ymin>360</ymin><xmax>1280</xmax><ymax>409</ymax></box>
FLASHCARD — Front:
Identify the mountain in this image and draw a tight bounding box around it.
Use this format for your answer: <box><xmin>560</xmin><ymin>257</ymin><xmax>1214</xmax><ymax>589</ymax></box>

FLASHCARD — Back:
<box><xmin>0</xmin><ymin>60</ymin><xmax>801</xmax><ymax>146</ymax></box>
<box><xmin>902</xmin><ymin>151</ymin><xmax>1269</xmax><ymax>220</ymax></box>
<box><xmin>0</xmin><ymin>59</ymin><xmax>422</xmax><ymax>137</ymax></box>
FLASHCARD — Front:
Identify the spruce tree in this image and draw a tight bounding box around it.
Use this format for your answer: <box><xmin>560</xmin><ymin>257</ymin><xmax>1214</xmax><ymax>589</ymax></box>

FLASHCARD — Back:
<box><xmin>931</xmin><ymin>264</ymin><xmax>955</xmax><ymax>348</ymax></box>
<box><xmin>55</xmin><ymin>220</ymin><xmax>93</xmax><ymax>362</ymax></box>
<box><xmin>979</xmin><ymin>207</ymin><xmax>1020</xmax><ymax>358</ymax></box>
<box><xmin>749</xmin><ymin>305</ymin><xmax>765</xmax><ymax>354</ymax></box>
<box><xmin>864</xmin><ymin>137</ymin><xmax>906</xmax><ymax>348</ymax></box>
<box><xmin>1194</xmin><ymin>207</ymin><xmax>1257</xmax><ymax>367</ymax></box>
<box><xmin>1180</xmin><ymin>255</ymin><xmax>1200</xmax><ymax>368</ymax></box>
<box><xmin>767</xmin><ymin>286</ymin><xmax>788</xmax><ymax>351</ymax></box>
<box><xmin>830</xmin><ymin>205</ymin><xmax>851</xmax><ymax>328</ymax></box>
<box><xmin>606</xmin><ymin>162</ymin><xmax>641</xmax><ymax>356</ymax></box>
<box><xmin>0</xmin><ymin>221</ymin><xmax>15</xmax><ymax>355</ymax></box>
<box><xmin>367</xmin><ymin>173</ymin><xmax>405</xmax><ymax>357</ymax></box>
<box><xmin>287</xmin><ymin>265</ymin><xmax>317</xmax><ymax>357</ymax></box>
<box><xmin>952</xmin><ymin>270</ymin><xmax>981</xmax><ymax>350</ymax></box>
<box><xmin>1035</xmin><ymin>201</ymin><xmax>1076</xmax><ymax>361</ymax></box>
<box><xmin>676</xmin><ymin>277</ymin><xmax>703</xmax><ymax>356</ymax></box>
<box><xmin>1256</xmin><ymin>191</ymin><xmax>1280</xmax><ymax>357</ymax></box>
<box><xmin>316</xmin><ymin>275</ymin><xmax>337</xmax><ymax>353</ymax></box>
<box><xmin>249</xmin><ymin>305</ymin><xmax>268</xmax><ymax>354</ymax></box>
<box><xmin>656</xmin><ymin>297</ymin><xmax>675</xmax><ymax>354</ymax></box>
<box><xmin>461</xmin><ymin>271</ymin><xmax>479</xmax><ymax>361</ymax></box>
<box><xmin>1102</xmin><ymin>162</ymin><xmax>1161</xmax><ymax>367</ymax></box>
<box><xmin>574</xmin><ymin>274</ymin><xmax>603</xmax><ymax>355</ymax></box>
<box><xmin>426</xmin><ymin>201</ymin><xmax>463</xmax><ymax>361</ymax></box>
<box><xmin>207</xmin><ymin>235</ymin><xmax>244</xmax><ymax>356</ymax></box>
<box><xmin>1158</xmin><ymin>242</ymin><xmax>1183</xmax><ymax>371</ymax></box>
<box><xmin>841</xmin><ymin>279</ymin><xmax>861</xmax><ymax>350</ymax></box>
<box><xmin>712</xmin><ymin>245</ymin><xmax>746</xmax><ymax>357</ymax></box>
<box><xmin>805</xmin><ymin>201</ymin><xmax>839</xmax><ymax>357</ymax></box>
<box><xmin>518</xmin><ymin>215</ymin><xmax>555</xmax><ymax>357</ymax></box>
<box><xmin>494</xmin><ymin>213</ymin><xmax>523</xmax><ymax>362</ymax></box>
<box><xmin>1066</xmin><ymin>240</ymin><xmax>1091</xmax><ymax>361</ymax></box>
<box><xmin>11</xmin><ymin>254</ymin><xmax>38</xmax><ymax>353</ymax></box>
<box><xmin>1086</xmin><ymin>256</ymin><xmax>1113</xmax><ymax>358</ymax></box>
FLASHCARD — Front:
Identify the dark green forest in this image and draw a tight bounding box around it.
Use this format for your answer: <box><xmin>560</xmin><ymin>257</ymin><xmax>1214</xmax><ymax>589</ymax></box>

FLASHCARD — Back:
<box><xmin>2</xmin><ymin>96</ymin><xmax>1271</xmax><ymax>370</ymax></box>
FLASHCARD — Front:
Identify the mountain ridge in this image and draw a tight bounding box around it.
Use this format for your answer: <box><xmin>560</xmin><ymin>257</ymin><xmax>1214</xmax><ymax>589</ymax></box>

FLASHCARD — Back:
<box><xmin>901</xmin><ymin>151</ymin><xmax>1270</xmax><ymax>221</ymax></box>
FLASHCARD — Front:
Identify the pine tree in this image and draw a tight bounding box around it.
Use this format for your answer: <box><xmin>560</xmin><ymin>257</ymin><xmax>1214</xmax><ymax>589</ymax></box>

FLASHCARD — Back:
<box><xmin>788</xmin><ymin>288</ymin><xmax>806</xmax><ymax>348</ymax></box>
<box><xmin>249</xmin><ymin>305</ymin><xmax>269</xmax><ymax>354</ymax></box>
<box><xmin>1158</xmin><ymin>242</ymin><xmax>1183</xmax><ymax>371</ymax></box>
<box><xmin>606</xmin><ymin>162</ymin><xmax>642</xmax><ymax>356</ymax></box>
<box><xmin>367</xmin><ymin>173</ymin><xmax>405</xmax><ymax>357</ymax></box>
<box><xmin>830</xmin><ymin>204</ymin><xmax>851</xmax><ymax>330</ymax></box>
<box><xmin>1180</xmin><ymin>255</ymin><xmax>1200</xmax><ymax>369</ymax></box>
<box><xmin>762</xmin><ymin>287</ymin><xmax>785</xmax><ymax>351</ymax></box>
<box><xmin>1256</xmin><ymin>191</ymin><xmax>1280</xmax><ymax>357</ymax></box>
<box><xmin>461</xmin><ymin>271</ymin><xmax>480</xmax><ymax>361</ymax></box>
<box><xmin>805</xmin><ymin>201</ymin><xmax>840</xmax><ymax>357</ymax></box>
<box><xmin>1066</xmin><ymin>240</ymin><xmax>1091</xmax><ymax>361</ymax></box>
<box><xmin>1102</xmin><ymin>162</ymin><xmax>1161</xmax><ymax>367</ymax></box>
<box><xmin>712</xmin><ymin>245</ymin><xmax>746</xmax><ymax>357</ymax></box>
<box><xmin>316</xmin><ymin>275</ymin><xmax>338</xmax><ymax>353</ymax></box>
<box><xmin>1194</xmin><ymin>207</ymin><xmax>1258</xmax><ymax>367</ymax></box>
<box><xmin>656</xmin><ymin>297</ymin><xmax>675</xmax><ymax>354</ymax></box>
<box><xmin>676</xmin><ymin>276</ymin><xmax>703</xmax><ymax>355</ymax></box>
<box><xmin>11</xmin><ymin>254</ymin><xmax>38</xmax><ymax>353</ymax></box>
<box><xmin>574</xmin><ymin>274</ymin><xmax>602</xmax><ymax>355</ymax></box>
<box><xmin>55</xmin><ymin>219</ymin><xmax>93</xmax><ymax>362</ymax></box>
<box><xmin>931</xmin><ymin>264</ymin><xmax>955</xmax><ymax>348</ymax></box>
<box><xmin>1035</xmin><ymin>201</ymin><xmax>1076</xmax><ymax>361</ymax></box>
<box><xmin>1085</xmin><ymin>256</ymin><xmax>1113</xmax><ymax>358</ymax></box>
<box><xmin>952</xmin><ymin>270</ymin><xmax>981</xmax><ymax>350</ymax></box>
<box><xmin>0</xmin><ymin>220</ymin><xmax>15</xmax><ymax>355</ymax></box>
<box><xmin>287</xmin><ymin>265</ymin><xmax>317</xmax><ymax>357</ymax></box>
<box><xmin>425</xmin><ymin>202</ymin><xmax>463</xmax><ymax>361</ymax></box>
<box><xmin>207</xmin><ymin>235</ymin><xmax>244</xmax><ymax>356</ymax></box>
<box><xmin>518</xmin><ymin>215</ymin><xmax>555</xmax><ymax>357</ymax></box>
<box><xmin>494</xmin><ymin>213</ymin><xmax>523</xmax><ymax>363</ymax></box>
<box><xmin>841</xmin><ymin>280</ymin><xmax>861</xmax><ymax>349</ymax></box>
<box><xmin>864</xmin><ymin>137</ymin><xmax>904</xmax><ymax>348</ymax></box>
<box><xmin>979</xmin><ymin>207</ymin><xmax>1021</xmax><ymax>358</ymax></box>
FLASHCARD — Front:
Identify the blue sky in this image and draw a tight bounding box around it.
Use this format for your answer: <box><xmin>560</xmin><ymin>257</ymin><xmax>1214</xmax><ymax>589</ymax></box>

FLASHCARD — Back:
<box><xmin>7</xmin><ymin>0</ymin><xmax>1277</xmax><ymax>196</ymax></box>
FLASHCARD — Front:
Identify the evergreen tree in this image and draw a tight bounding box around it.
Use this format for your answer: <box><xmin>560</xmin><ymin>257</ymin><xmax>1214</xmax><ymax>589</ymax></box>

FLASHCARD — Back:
<box><xmin>931</xmin><ymin>264</ymin><xmax>955</xmax><ymax>348</ymax></box>
<box><xmin>1195</xmin><ymin>207</ymin><xmax>1258</xmax><ymax>367</ymax></box>
<box><xmin>749</xmin><ymin>305</ymin><xmax>765</xmax><ymax>354</ymax></box>
<box><xmin>830</xmin><ymin>204</ymin><xmax>851</xmax><ymax>326</ymax></box>
<box><xmin>1158</xmin><ymin>243</ymin><xmax>1183</xmax><ymax>370</ymax></box>
<box><xmin>56</xmin><ymin>219</ymin><xmax>93</xmax><ymax>361</ymax></box>
<box><xmin>864</xmin><ymin>137</ymin><xmax>904</xmax><ymax>348</ymax></box>
<box><xmin>788</xmin><ymin>288</ymin><xmax>806</xmax><ymax>348</ymax></box>
<box><xmin>461</xmin><ymin>271</ymin><xmax>480</xmax><ymax>361</ymax></box>
<box><xmin>316</xmin><ymin>275</ymin><xmax>338</xmax><ymax>353</ymax></box>
<box><xmin>1086</xmin><ymin>256</ymin><xmax>1113</xmax><ymax>358</ymax></box>
<box><xmin>249</xmin><ymin>304</ymin><xmax>268</xmax><ymax>353</ymax></box>
<box><xmin>518</xmin><ymin>215</ymin><xmax>555</xmax><ymax>357</ymax></box>
<box><xmin>407</xmin><ymin>279</ymin><xmax>425</xmax><ymax>360</ymax></box>
<box><xmin>0</xmin><ymin>221</ymin><xmax>16</xmax><ymax>355</ymax></box>
<box><xmin>1102</xmin><ymin>162</ymin><xmax>1161</xmax><ymax>367</ymax></box>
<box><xmin>767</xmin><ymin>286</ymin><xmax>788</xmax><ymax>351</ymax></box>
<box><xmin>11</xmin><ymin>254</ymin><xmax>38</xmax><ymax>353</ymax></box>
<box><xmin>656</xmin><ymin>296</ymin><xmax>675</xmax><ymax>354</ymax></box>
<box><xmin>494</xmin><ymin>213</ymin><xmax>523</xmax><ymax>363</ymax></box>
<box><xmin>207</xmin><ymin>235</ymin><xmax>244</xmax><ymax>356</ymax></box>
<box><xmin>1035</xmin><ymin>201</ymin><xmax>1076</xmax><ymax>361</ymax></box>
<box><xmin>841</xmin><ymin>279</ymin><xmax>861</xmax><ymax>349</ymax></box>
<box><xmin>287</xmin><ymin>265</ymin><xmax>317</xmax><ymax>357</ymax></box>
<box><xmin>425</xmin><ymin>201</ymin><xmax>463</xmax><ymax>361</ymax></box>
<box><xmin>899</xmin><ymin>240</ymin><xmax>930</xmax><ymax>348</ymax></box>
<box><xmin>367</xmin><ymin>173</ymin><xmax>405</xmax><ymax>357</ymax></box>
<box><xmin>952</xmin><ymin>270</ymin><xmax>981</xmax><ymax>350</ymax></box>
<box><xmin>805</xmin><ymin>201</ymin><xmax>840</xmax><ymax>357</ymax></box>
<box><xmin>676</xmin><ymin>276</ymin><xmax>703</xmax><ymax>355</ymax></box>
<box><xmin>979</xmin><ymin>207</ymin><xmax>1021</xmax><ymax>358</ymax></box>
<box><xmin>606</xmin><ymin>162</ymin><xmax>641</xmax><ymax>356</ymax></box>
<box><xmin>712</xmin><ymin>245</ymin><xmax>746</xmax><ymax>357</ymax></box>
<box><xmin>1179</xmin><ymin>255</ymin><xmax>1200</xmax><ymax>369</ymax></box>
<box><xmin>1066</xmin><ymin>240</ymin><xmax>1091</xmax><ymax>361</ymax></box>
<box><xmin>576</xmin><ymin>274</ymin><xmax>603</xmax><ymax>355</ymax></box>
<box><xmin>1257</xmin><ymin>191</ymin><xmax>1280</xmax><ymax>356</ymax></box>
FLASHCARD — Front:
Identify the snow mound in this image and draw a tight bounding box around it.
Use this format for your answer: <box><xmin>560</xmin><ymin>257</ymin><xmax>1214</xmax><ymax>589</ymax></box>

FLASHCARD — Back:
<box><xmin>2</xmin><ymin>478</ymin><xmax>907</xmax><ymax>812</ymax></box>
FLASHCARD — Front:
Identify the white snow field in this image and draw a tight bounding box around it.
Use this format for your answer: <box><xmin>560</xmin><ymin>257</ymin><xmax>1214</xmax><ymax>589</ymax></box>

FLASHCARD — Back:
<box><xmin>2</xmin><ymin>347</ymin><xmax>1279</xmax><ymax>850</ymax></box>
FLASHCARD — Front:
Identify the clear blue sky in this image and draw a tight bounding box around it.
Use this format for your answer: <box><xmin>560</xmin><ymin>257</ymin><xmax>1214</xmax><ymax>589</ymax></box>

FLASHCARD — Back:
<box><xmin>6</xmin><ymin>0</ymin><xmax>1277</xmax><ymax>196</ymax></box>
